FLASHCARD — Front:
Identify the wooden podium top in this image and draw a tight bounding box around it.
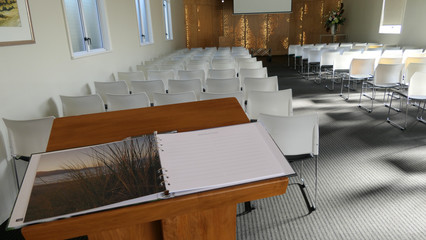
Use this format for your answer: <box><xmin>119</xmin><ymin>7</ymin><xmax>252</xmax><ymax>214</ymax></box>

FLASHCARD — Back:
<box><xmin>47</xmin><ymin>98</ymin><xmax>249</xmax><ymax>152</ymax></box>
<box><xmin>22</xmin><ymin>98</ymin><xmax>288</xmax><ymax>240</ymax></box>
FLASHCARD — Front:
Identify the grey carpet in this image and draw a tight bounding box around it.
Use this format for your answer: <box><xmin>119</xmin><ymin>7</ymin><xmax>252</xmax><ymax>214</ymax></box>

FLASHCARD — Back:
<box><xmin>236</xmin><ymin>56</ymin><xmax>426</xmax><ymax>240</ymax></box>
<box><xmin>2</xmin><ymin>57</ymin><xmax>425</xmax><ymax>240</ymax></box>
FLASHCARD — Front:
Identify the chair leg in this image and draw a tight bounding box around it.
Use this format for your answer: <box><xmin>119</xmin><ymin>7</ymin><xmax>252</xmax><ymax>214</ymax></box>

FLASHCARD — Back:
<box><xmin>387</xmin><ymin>93</ymin><xmax>409</xmax><ymax>130</ymax></box>
<box><xmin>340</xmin><ymin>77</ymin><xmax>350</xmax><ymax>100</ymax></box>
<box><xmin>11</xmin><ymin>156</ymin><xmax>21</xmax><ymax>189</ymax></box>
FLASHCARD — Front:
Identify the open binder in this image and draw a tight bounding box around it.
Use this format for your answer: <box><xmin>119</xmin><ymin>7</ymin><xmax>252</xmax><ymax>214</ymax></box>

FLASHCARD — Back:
<box><xmin>8</xmin><ymin>122</ymin><xmax>295</xmax><ymax>229</ymax></box>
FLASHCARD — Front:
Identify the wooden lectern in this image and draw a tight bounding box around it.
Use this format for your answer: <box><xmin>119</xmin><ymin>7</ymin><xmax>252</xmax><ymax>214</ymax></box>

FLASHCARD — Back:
<box><xmin>21</xmin><ymin>98</ymin><xmax>289</xmax><ymax>240</ymax></box>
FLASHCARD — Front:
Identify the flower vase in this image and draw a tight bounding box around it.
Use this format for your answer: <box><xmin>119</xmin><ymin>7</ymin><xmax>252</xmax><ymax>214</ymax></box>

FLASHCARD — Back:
<box><xmin>330</xmin><ymin>24</ymin><xmax>336</xmax><ymax>35</ymax></box>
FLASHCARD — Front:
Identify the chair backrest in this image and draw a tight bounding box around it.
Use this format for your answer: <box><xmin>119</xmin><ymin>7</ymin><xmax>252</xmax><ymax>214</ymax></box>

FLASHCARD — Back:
<box><xmin>288</xmin><ymin>44</ymin><xmax>300</xmax><ymax>55</ymax></box>
<box><xmin>339</xmin><ymin>43</ymin><xmax>353</xmax><ymax>48</ymax></box>
<box><xmin>402</xmin><ymin>49</ymin><xmax>424</xmax><ymax>63</ymax></box>
<box><xmin>168</xmin><ymin>79</ymin><xmax>202</xmax><ymax>100</ymax></box>
<box><xmin>131</xmin><ymin>80</ymin><xmax>165</xmax><ymax>103</ymax></box>
<box><xmin>153</xmin><ymin>91</ymin><xmax>197</xmax><ymax>106</ymax></box>
<box><xmin>186</xmin><ymin>61</ymin><xmax>210</xmax><ymax>79</ymax></box>
<box><xmin>378</xmin><ymin>57</ymin><xmax>402</xmax><ymax>65</ymax></box>
<box><xmin>404</xmin><ymin>57</ymin><xmax>426</xmax><ymax>73</ymax></box>
<box><xmin>308</xmin><ymin>50</ymin><xmax>322</xmax><ymax>63</ymax></box>
<box><xmin>178</xmin><ymin>69</ymin><xmax>206</xmax><ymax>87</ymax></box>
<box><xmin>200</xmin><ymin>92</ymin><xmax>244</xmax><ymax>108</ymax></box>
<box><xmin>320</xmin><ymin>50</ymin><xmax>340</xmax><ymax>67</ymax></box>
<box><xmin>258</xmin><ymin>113</ymin><xmax>319</xmax><ymax>156</ymax></box>
<box><xmin>105</xmin><ymin>92</ymin><xmax>150</xmax><ymax>111</ymax></box>
<box><xmin>208</xmin><ymin>69</ymin><xmax>236</xmax><ymax>79</ymax></box>
<box><xmin>294</xmin><ymin>45</ymin><xmax>304</xmax><ymax>57</ymax></box>
<box><xmin>3</xmin><ymin>116</ymin><xmax>55</xmax><ymax>157</ymax></box>
<box><xmin>211</xmin><ymin>59</ymin><xmax>235</xmax><ymax>70</ymax></box>
<box><xmin>382</xmin><ymin>49</ymin><xmax>403</xmax><ymax>58</ymax></box>
<box><xmin>239</xmin><ymin>67</ymin><xmax>268</xmax><ymax>86</ymax></box>
<box><xmin>349</xmin><ymin>58</ymin><xmax>375</xmax><ymax>77</ymax></box>
<box><xmin>246</xmin><ymin>89</ymin><xmax>293</xmax><ymax>120</ymax></box>
<box><xmin>94</xmin><ymin>81</ymin><xmax>130</xmax><ymax>102</ymax></box>
<box><xmin>333</xmin><ymin>54</ymin><xmax>353</xmax><ymax>71</ymax></box>
<box><xmin>205</xmin><ymin>77</ymin><xmax>240</xmax><ymax>93</ymax></box>
<box><xmin>404</xmin><ymin>62</ymin><xmax>426</xmax><ymax>86</ymax></box>
<box><xmin>243</xmin><ymin>76</ymin><xmax>279</xmax><ymax>101</ymax></box>
<box><xmin>238</xmin><ymin>61</ymin><xmax>262</xmax><ymax>70</ymax></box>
<box><xmin>147</xmin><ymin>69</ymin><xmax>175</xmax><ymax>90</ymax></box>
<box><xmin>60</xmin><ymin>94</ymin><xmax>106</xmax><ymax>116</ymax></box>
<box><xmin>408</xmin><ymin>72</ymin><xmax>426</xmax><ymax>99</ymax></box>
<box><xmin>373</xmin><ymin>63</ymin><xmax>403</xmax><ymax>86</ymax></box>
<box><xmin>117</xmin><ymin>72</ymin><xmax>145</xmax><ymax>90</ymax></box>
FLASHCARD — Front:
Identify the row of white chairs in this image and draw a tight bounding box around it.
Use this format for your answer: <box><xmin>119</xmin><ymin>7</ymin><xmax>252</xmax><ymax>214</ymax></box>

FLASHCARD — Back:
<box><xmin>292</xmin><ymin>43</ymin><xmax>426</xmax><ymax>131</ymax></box>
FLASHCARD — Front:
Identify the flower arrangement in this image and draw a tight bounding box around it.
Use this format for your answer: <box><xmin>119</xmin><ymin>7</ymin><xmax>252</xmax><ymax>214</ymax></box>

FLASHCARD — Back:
<box><xmin>325</xmin><ymin>3</ymin><xmax>345</xmax><ymax>32</ymax></box>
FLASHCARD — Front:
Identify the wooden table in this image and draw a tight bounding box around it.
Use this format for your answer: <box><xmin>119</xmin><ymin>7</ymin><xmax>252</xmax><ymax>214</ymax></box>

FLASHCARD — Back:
<box><xmin>21</xmin><ymin>98</ymin><xmax>289</xmax><ymax>240</ymax></box>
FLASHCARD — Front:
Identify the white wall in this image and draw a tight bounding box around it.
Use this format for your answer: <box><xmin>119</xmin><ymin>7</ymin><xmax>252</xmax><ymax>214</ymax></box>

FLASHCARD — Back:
<box><xmin>344</xmin><ymin>0</ymin><xmax>426</xmax><ymax>48</ymax></box>
<box><xmin>0</xmin><ymin>0</ymin><xmax>185</xmax><ymax>224</ymax></box>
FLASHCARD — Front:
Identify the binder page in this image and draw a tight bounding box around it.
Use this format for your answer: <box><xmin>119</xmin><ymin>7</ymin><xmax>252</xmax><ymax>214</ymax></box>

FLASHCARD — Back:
<box><xmin>158</xmin><ymin>122</ymin><xmax>295</xmax><ymax>196</ymax></box>
<box><xmin>8</xmin><ymin>135</ymin><xmax>165</xmax><ymax>229</ymax></box>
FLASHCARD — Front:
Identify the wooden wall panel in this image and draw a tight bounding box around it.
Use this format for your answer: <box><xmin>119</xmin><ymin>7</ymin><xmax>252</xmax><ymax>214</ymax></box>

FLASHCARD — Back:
<box><xmin>184</xmin><ymin>0</ymin><xmax>343</xmax><ymax>54</ymax></box>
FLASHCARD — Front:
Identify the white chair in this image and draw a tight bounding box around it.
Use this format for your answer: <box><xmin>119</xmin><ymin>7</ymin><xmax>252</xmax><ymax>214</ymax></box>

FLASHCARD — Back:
<box><xmin>306</xmin><ymin>49</ymin><xmax>323</xmax><ymax>81</ymax></box>
<box><xmin>402</xmin><ymin>49</ymin><xmax>424</xmax><ymax>63</ymax></box>
<box><xmin>243</xmin><ymin>76</ymin><xmax>279</xmax><ymax>101</ymax></box>
<box><xmin>131</xmin><ymin>80</ymin><xmax>165</xmax><ymax>103</ymax></box>
<box><xmin>147</xmin><ymin>69</ymin><xmax>175</xmax><ymax>90</ymax></box>
<box><xmin>358</xmin><ymin>63</ymin><xmax>403</xmax><ymax>113</ymax></box>
<box><xmin>294</xmin><ymin>45</ymin><xmax>304</xmax><ymax>71</ymax></box>
<box><xmin>340</xmin><ymin>58</ymin><xmax>375</xmax><ymax>100</ymax></box>
<box><xmin>246</xmin><ymin>89</ymin><xmax>293</xmax><ymax>120</ymax></box>
<box><xmin>258</xmin><ymin>113</ymin><xmax>319</xmax><ymax>210</ymax></box>
<box><xmin>117</xmin><ymin>72</ymin><xmax>145</xmax><ymax>91</ymax></box>
<box><xmin>239</xmin><ymin>67</ymin><xmax>268</xmax><ymax>87</ymax></box>
<box><xmin>288</xmin><ymin>44</ymin><xmax>300</xmax><ymax>67</ymax></box>
<box><xmin>205</xmin><ymin>78</ymin><xmax>240</xmax><ymax>93</ymax></box>
<box><xmin>200</xmin><ymin>92</ymin><xmax>244</xmax><ymax>108</ymax></box>
<box><xmin>404</xmin><ymin>57</ymin><xmax>426</xmax><ymax>75</ymax></box>
<box><xmin>319</xmin><ymin>50</ymin><xmax>340</xmax><ymax>85</ymax></box>
<box><xmin>208</xmin><ymin>69</ymin><xmax>236</xmax><ymax>79</ymax></box>
<box><xmin>326</xmin><ymin>54</ymin><xmax>353</xmax><ymax>91</ymax></box>
<box><xmin>387</xmin><ymin>72</ymin><xmax>426</xmax><ymax>130</ymax></box>
<box><xmin>403</xmin><ymin>62</ymin><xmax>426</xmax><ymax>86</ymax></box>
<box><xmin>60</xmin><ymin>94</ymin><xmax>106</xmax><ymax>117</ymax></box>
<box><xmin>3</xmin><ymin>116</ymin><xmax>55</xmax><ymax>187</ymax></box>
<box><xmin>105</xmin><ymin>92</ymin><xmax>150</xmax><ymax>111</ymax></box>
<box><xmin>153</xmin><ymin>91</ymin><xmax>197</xmax><ymax>106</ymax></box>
<box><xmin>178</xmin><ymin>69</ymin><xmax>206</xmax><ymax>88</ymax></box>
<box><xmin>168</xmin><ymin>79</ymin><xmax>203</xmax><ymax>100</ymax></box>
<box><xmin>94</xmin><ymin>81</ymin><xmax>130</xmax><ymax>103</ymax></box>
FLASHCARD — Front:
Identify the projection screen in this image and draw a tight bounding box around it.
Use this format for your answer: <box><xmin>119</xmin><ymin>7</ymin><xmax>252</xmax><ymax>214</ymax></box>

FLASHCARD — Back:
<box><xmin>233</xmin><ymin>0</ymin><xmax>292</xmax><ymax>14</ymax></box>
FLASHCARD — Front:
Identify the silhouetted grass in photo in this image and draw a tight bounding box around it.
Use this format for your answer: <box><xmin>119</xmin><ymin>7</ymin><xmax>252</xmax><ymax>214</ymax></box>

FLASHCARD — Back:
<box><xmin>25</xmin><ymin>135</ymin><xmax>165</xmax><ymax>222</ymax></box>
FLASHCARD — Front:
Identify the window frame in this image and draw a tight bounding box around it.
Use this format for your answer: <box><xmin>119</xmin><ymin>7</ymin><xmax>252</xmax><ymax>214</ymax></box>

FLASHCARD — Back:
<box><xmin>135</xmin><ymin>0</ymin><xmax>154</xmax><ymax>45</ymax></box>
<box><xmin>162</xmin><ymin>0</ymin><xmax>173</xmax><ymax>40</ymax></box>
<box><xmin>379</xmin><ymin>0</ymin><xmax>407</xmax><ymax>34</ymax></box>
<box><xmin>62</xmin><ymin>0</ymin><xmax>112</xmax><ymax>59</ymax></box>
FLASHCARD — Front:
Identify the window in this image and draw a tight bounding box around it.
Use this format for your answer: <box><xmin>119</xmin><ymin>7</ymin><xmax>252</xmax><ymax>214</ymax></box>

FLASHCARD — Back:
<box><xmin>379</xmin><ymin>0</ymin><xmax>407</xmax><ymax>34</ymax></box>
<box><xmin>136</xmin><ymin>0</ymin><xmax>153</xmax><ymax>45</ymax></box>
<box><xmin>162</xmin><ymin>0</ymin><xmax>173</xmax><ymax>40</ymax></box>
<box><xmin>62</xmin><ymin>0</ymin><xmax>111</xmax><ymax>58</ymax></box>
